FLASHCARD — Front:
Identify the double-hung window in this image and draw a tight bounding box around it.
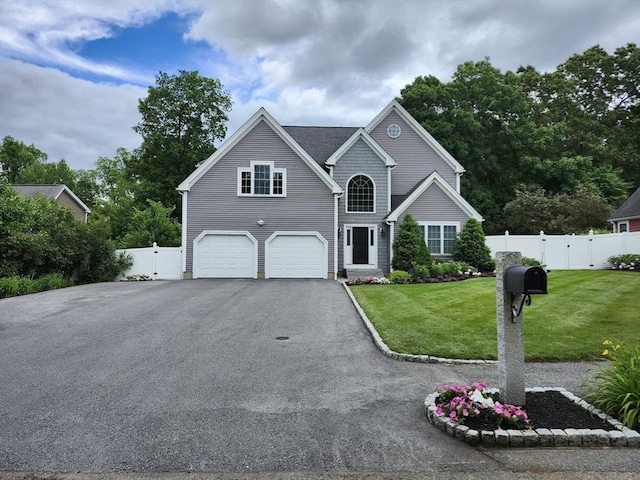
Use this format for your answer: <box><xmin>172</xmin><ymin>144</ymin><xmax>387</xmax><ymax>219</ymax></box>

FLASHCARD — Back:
<box><xmin>418</xmin><ymin>223</ymin><xmax>458</xmax><ymax>255</ymax></box>
<box><xmin>238</xmin><ymin>161</ymin><xmax>286</xmax><ymax>196</ymax></box>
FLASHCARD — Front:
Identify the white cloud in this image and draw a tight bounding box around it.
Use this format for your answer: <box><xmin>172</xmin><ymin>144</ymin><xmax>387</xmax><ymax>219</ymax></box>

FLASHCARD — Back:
<box><xmin>0</xmin><ymin>58</ymin><xmax>144</xmax><ymax>169</ymax></box>
<box><xmin>0</xmin><ymin>0</ymin><xmax>638</xmax><ymax>171</ymax></box>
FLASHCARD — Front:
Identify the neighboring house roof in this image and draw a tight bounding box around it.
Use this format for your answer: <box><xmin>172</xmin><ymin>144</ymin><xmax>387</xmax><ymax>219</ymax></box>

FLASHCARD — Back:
<box><xmin>609</xmin><ymin>187</ymin><xmax>640</xmax><ymax>221</ymax></box>
<box><xmin>283</xmin><ymin>126</ymin><xmax>359</xmax><ymax>166</ymax></box>
<box><xmin>386</xmin><ymin>171</ymin><xmax>482</xmax><ymax>222</ymax></box>
<box><xmin>178</xmin><ymin>108</ymin><xmax>343</xmax><ymax>194</ymax></box>
<box><xmin>365</xmin><ymin>100</ymin><xmax>466</xmax><ymax>175</ymax></box>
<box><xmin>13</xmin><ymin>184</ymin><xmax>91</xmax><ymax>214</ymax></box>
<box><xmin>325</xmin><ymin>128</ymin><xmax>396</xmax><ymax>168</ymax></box>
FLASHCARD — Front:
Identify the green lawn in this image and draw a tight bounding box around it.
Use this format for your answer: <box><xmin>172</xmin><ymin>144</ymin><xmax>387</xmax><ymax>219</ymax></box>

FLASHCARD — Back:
<box><xmin>349</xmin><ymin>270</ymin><xmax>640</xmax><ymax>361</ymax></box>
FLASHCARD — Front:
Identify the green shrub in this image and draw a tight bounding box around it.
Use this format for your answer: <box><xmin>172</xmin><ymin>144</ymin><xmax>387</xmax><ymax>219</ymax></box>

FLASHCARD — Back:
<box><xmin>389</xmin><ymin>270</ymin><xmax>412</xmax><ymax>284</ymax></box>
<box><xmin>430</xmin><ymin>263</ymin><xmax>444</xmax><ymax>277</ymax></box>
<box><xmin>34</xmin><ymin>273</ymin><xmax>73</xmax><ymax>292</ymax></box>
<box><xmin>452</xmin><ymin>218</ymin><xmax>495</xmax><ymax>271</ymax></box>
<box><xmin>392</xmin><ymin>214</ymin><xmax>433</xmax><ymax>271</ymax></box>
<box><xmin>440</xmin><ymin>261</ymin><xmax>462</xmax><ymax>276</ymax></box>
<box><xmin>411</xmin><ymin>264</ymin><xmax>430</xmax><ymax>279</ymax></box>
<box><xmin>607</xmin><ymin>254</ymin><xmax>639</xmax><ymax>271</ymax></box>
<box><xmin>583</xmin><ymin>341</ymin><xmax>640</xmax><ymax>430</ymax></box>
<box><xmin>521</xmin><ymin>257</ymin><xmax>542</xmax><ymax>266</ymax></box>
<box><xmin>0</xmin><ymin>277</ymin><xmax>20</xmax><ymax>298</ymax></box>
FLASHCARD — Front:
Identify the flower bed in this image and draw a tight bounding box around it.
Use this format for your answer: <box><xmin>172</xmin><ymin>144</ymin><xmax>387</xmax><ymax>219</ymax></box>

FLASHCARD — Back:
<box><xmin>607</xmin><ymin>254</ymin><xmax>639</xmax><ymax>271</ymax></box>
<box><xmin>425</xmin><ymin>384</ymin><xmax>640</xmax><ymax>447</ymax></box>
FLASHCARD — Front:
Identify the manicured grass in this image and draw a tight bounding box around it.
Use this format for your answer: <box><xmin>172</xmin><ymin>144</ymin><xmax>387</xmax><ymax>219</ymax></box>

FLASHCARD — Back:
<box><xmin>350</xmin><ymin>271</ymin><xmax>640</xmax><ymax>361</ymax></box>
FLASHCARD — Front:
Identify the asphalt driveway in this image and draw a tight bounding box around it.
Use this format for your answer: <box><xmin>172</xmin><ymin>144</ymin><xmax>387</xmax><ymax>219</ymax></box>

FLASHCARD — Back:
<box><xmin>1</xmin><ymin>280</ymin><xmax>637</xmax><ymax>477</ymax></box>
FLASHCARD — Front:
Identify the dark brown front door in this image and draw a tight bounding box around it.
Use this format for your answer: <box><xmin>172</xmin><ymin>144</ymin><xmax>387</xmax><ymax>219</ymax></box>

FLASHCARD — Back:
<box><xmin>352</xmin><ymin>227</ymin><xmax>369</xmax><ymax>264</ymax></box>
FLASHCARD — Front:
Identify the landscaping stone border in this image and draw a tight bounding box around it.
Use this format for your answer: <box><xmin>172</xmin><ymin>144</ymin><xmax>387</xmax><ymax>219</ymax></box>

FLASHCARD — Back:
<box><xmin>342</xmin><ymin>281</ymin><xmax>640</xmax><ymax>447</ymax></box>
<box><xmin>425</xmin><ymin>387</ymin><xmax>640</xmax><ymax>448</ymax></box>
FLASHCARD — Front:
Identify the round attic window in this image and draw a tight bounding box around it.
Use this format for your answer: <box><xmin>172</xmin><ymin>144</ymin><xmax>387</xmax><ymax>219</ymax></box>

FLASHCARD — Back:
<box><xmin>387</xmin><ymin>123</ymin><xmax>401</xmax><ymax>138</ymax></box>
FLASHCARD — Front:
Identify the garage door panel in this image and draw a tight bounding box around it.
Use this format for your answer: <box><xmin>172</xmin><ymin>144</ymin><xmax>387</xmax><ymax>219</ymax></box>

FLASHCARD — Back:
<box><xmin>266</xmin><ymin>233</ymin><xmax>327</xmax><ymax>278</ymax></box>
<box><xmin>195</xmin><ymin>233</ymin><xmax>256</xmax><ymax>278</ymax></box>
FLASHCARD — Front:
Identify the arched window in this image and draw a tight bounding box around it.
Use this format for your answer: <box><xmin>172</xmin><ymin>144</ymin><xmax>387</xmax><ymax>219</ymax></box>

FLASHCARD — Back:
<box><xmin>347</xmin><ymin>175</ymin><xmax>374</xmax><ymax>212</ymax></box>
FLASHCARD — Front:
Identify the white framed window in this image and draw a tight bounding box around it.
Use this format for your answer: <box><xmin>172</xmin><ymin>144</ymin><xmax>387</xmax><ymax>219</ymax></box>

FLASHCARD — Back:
<box><xmin>238</xmin><ymin>161</ymin><xmax>286</xmax><ymax>197</ymax></box>
<box><xmin>618</xmin><ymin>221</ymin><xmax>629</xmax><ymax>233</ymax></box>
<box><xmin>387</xmin><ymin>123</ymin><xmax>401</xmax><ymax>138</ymax></box>
<box><xmin>346</xmin><ymin>174</ymin><xmax>375</xmax><ymax>213</ymax></box>
<box><xmin>418</xmin><ymin>223</ymin><xmax>459</xmax><ymax>255</ymax></box>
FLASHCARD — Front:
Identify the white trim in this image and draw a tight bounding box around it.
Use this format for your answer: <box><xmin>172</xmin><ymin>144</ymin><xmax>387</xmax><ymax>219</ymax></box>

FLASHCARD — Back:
<box><xmin>345</xmin><ymin>173</ymin><xmax>376</xmax><ymax>214</ymax></box>
<box><xmin>386</xmin><ymin>171</ymin><xmax>483</xmax><ymax>223</ymax></box>
<box><xmin>55</xmin><ymin>185</ymin><xmax>91</xmax><ymax>215</ymax></box>
<box><xmin>418</xmin><ymin>222</ymin><xmax>460</xmax><ymax>256</ymax></box>
<box><xmin>364</xmin><ymin>100</ymin><xmax>465</xmax><ymax>174</ymax></box>
<box><xmin>617</xmin><ymin>220</ymin><xmax>630</xmax><ymax>233</ymax></box>
<box><xmin>192</xmin><ymin>231</ymin><xmax>258</xmax><ymax>279</ymax></box>
<box><xmin>343</xmin><ymin>224</ymin><xmax>378</xmax><ymax>268</ymax></box>
<box><xmin>387</xmin><ymin>167</ymin><xmax>392</xmax><ymax>213</ymax></box>
<box><xmin>325</xmin><ymin>129</ymin><xmax>396</xmax><ymax>167</ymax></box>
<box><xmin>264</xmin><ymin>231</ymin><xmax>328</xmax><ymax>279</ymax></box>
<box><xmin>178</xmin><ymin>108</ymin><xmax>342</xmax><ymax>194</ymax></box>
<box><xmin>180</xmin><ymin>191</ymin><xmax>188</xmax><ymax>274</ymax></box>
<box><xmin>334</xmin><ymin>195</ymin><xmax>339</xmax><ymax>275</ymax></box>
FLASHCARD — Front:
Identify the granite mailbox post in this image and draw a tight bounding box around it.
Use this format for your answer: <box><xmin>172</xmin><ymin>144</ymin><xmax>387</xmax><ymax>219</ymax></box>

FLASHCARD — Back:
<box><xmin>496</xmin><ymin>252</ymin><xmax>548</xmax><ymax>406</ymax></box>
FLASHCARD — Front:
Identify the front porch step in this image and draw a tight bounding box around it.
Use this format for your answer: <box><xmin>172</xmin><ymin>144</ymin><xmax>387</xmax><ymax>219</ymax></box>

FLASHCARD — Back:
<box><xmin>345</xmin><ymin>269</ymin><xmax>385</xmax><ymax>279</ymax></box>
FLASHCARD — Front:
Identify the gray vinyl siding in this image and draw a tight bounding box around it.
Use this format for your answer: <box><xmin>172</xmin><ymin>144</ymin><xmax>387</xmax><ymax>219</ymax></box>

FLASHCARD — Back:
<box><xmin>332</xmin><ymin>139</ymin><xmax>390</xmax><ymax>273</ymax></box>
<box><xmin>369</xmin><ymin>110</ymin><xmax>457</xmax><ymax>195</ymax></box>
<box><xmin>402</xmin><ymin>183</ymin><xmax>471</xmax><ymax>223</ymax></box>
<box><xmin>185</xmin><ymin>119</ymin><xmax>335</xmax><ymax>275</ymax></box>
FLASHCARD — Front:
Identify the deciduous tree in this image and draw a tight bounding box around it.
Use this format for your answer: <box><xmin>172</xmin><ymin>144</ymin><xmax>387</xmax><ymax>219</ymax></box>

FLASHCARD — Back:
<box><xmin>128</xmin><ymin>70</ymin><xmax>233</xmax><ymax>216</ymax></box>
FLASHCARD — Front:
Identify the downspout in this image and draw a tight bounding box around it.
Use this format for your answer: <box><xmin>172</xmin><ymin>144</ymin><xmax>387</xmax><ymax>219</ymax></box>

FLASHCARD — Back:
<box><xmin>179</xmin><ymin>190</ymin><xmax>188</xmax><ymax>277</ymax></box>
<box><xmin>334</xmin><ymin>191</ymin><xmax>344</xmax><ymax>278</ymax></box>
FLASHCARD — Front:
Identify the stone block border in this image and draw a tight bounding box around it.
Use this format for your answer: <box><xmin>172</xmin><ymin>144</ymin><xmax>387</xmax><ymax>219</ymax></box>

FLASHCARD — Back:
<box><xmin>343</xmin><ymin>282</ymin><xmax>640</xmax><ymax>448</ymax></box>
<box><xmin>342</xmin><ymin>281</ymin><xmax>496</xmax><ymax>365</ymax></box>
<box><xmin>425</xmin><ymin>387</ymin><xmax>640</xmax><ymax>448</ymax></box>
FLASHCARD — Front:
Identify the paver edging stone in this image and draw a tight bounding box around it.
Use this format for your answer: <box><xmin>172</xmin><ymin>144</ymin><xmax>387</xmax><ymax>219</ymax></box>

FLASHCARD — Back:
<box><xmin>424</xmin><ymin>388</ymin><xmax>640</xmax><ymax>448</ymax></box>
<box><xmin>342</xmin><ymin>281</ymin><xmax>640</xmax><ymax>449</ymax></box>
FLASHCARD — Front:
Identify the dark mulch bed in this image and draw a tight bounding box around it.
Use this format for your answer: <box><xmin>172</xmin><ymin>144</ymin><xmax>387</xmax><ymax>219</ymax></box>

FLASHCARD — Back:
<box><xmin>464</xmin><ymin>390</ymin><xmax>637</xmax><ymax>432</ymax></box>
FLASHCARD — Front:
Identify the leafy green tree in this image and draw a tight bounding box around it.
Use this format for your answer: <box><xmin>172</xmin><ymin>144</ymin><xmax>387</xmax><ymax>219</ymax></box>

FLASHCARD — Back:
<box><xmin>128</xmin><ymin>70</ymin><xmax>233</xmax><ymax>216</ymax></box>
<box><xmin>0</xmin><ymin>184</ymin><xmax>130</xmax><ymax>282</ymax></box>
<box><xmin>392</xmin><ymin>214</ymin><xmax>432</xmax><ymax>271</ymax></box>
<box><xmin>504</xmin><ymin>187</ymin><xmax>612</xmax><ymax>234</ymax></box>
<box><xmin>399</xmin><ymin>60</ymin><xmax>537</xmax><ymax>233</ymax></box>
<box><xmin>452</xmin><ymin>218</ymin><xmax>494</xmax><ymax>272</ymax></box>
<box><xmin>399</xmin><ymin>44</ymin><xmax>637</xmax><ymax>232</ymax></box>
<box><xmin>120</xmin><ymin>200</ymin><xmax>181</xmax><ymax>248</ymax></box>
<box><xmin>0</xmin><ymin>136</ymin><xmax>48</xmax><ymax>183</ymax></box>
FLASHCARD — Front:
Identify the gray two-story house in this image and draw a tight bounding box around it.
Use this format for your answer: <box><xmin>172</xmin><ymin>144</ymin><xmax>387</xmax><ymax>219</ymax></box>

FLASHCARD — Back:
<box><xmin>177</xmin><ymin>100</ymin><xmax>482</xmax><ymax>279</ymax></box>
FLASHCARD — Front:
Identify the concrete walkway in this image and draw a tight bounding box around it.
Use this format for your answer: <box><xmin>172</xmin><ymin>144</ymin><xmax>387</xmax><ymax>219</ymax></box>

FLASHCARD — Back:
<box><xmin>0</xmin><ymin>280</ymin><xmax>637</xmax><ymax>477</ymax></box>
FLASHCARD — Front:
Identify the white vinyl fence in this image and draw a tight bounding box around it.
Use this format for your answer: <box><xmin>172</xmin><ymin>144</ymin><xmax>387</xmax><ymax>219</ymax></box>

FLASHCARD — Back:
<box><xmin>116</xmin><ymin>243</ymin><xmax>182</xmax><ymax>280</ymax></box>
<box><xmin>485</xmin><ymin>231</ymin><xmax>640</xmax><ymax>270</ymax></box>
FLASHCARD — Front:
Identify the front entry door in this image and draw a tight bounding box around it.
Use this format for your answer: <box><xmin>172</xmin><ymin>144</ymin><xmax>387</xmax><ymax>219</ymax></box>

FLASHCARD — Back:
<box><xmin>352</xmin><ymin>227</ymin><xmax>369</xmax><ymax>264</ymax></box>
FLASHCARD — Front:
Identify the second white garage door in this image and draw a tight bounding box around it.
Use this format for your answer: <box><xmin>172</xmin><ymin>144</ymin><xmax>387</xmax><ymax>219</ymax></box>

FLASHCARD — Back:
<box><xmin>265</xmin><ymin>232</ymin><xmax>328</xmax><ymax>279</ymax></box>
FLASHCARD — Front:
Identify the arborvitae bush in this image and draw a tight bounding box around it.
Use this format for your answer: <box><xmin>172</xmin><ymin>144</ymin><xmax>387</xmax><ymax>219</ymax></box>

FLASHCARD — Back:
<box><xmin>392</xmin><ymin>214</ymin><xmax>433</xmax><ymax>271</ymax></box>
<box><xmin>452</xmin><ymin>218</ymin><xmax>495</xmax><ymax>272</ymax></box>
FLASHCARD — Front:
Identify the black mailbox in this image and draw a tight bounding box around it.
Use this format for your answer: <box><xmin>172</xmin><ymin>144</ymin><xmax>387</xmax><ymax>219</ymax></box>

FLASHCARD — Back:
<box><xmin>504</xmin><ymin>266</ymin><xmax>547</xmax><ymax>295</ymax></box>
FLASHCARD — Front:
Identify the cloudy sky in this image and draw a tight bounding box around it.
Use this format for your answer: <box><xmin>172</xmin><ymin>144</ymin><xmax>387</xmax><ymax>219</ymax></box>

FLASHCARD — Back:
<box><xmin>0</xmin><ymin>0</ymin><xmax>638</xmax><ymax>171</ymax></box>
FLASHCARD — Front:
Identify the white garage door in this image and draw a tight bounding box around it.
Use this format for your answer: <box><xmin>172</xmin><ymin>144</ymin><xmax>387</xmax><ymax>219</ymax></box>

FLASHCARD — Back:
<box><xmin>266</xmin><ymin>233</ymin><xmax>327</xmax><ymax>279</ymax></box>
<box><xmin>194</xmin><ymin>232</ymin><xmax>257</xmax><ymax>278</ymax></box>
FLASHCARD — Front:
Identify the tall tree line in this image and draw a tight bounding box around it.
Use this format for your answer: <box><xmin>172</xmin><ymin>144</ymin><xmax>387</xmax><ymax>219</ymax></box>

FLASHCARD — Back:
<box><xmin>398</xmin><ymin>44</ymin><xmax>639</xmax><ymax>233</ymax></box>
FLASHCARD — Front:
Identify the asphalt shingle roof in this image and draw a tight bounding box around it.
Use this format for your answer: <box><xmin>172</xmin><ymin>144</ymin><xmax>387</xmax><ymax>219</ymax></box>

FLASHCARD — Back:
<box><xmin>13</xmin><ymin>184</ymin><xmax>65</xmax><ymax>199</ymax></box>
<box><xmin>609</xmin><ymin>187</ymin><xmax>640</xmax><ymax>220</ymax></box>
<box><xmin>283</xmin><ymin>126</ymin><xmax>359</xmax><ymax>166</ymax></box>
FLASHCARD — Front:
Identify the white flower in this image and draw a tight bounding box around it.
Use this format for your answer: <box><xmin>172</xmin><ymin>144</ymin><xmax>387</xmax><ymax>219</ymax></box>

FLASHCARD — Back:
<box><xmin>469</xmin><ymin>388</ymin><xmax>494</xmax><ymax>408</ymax></box>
